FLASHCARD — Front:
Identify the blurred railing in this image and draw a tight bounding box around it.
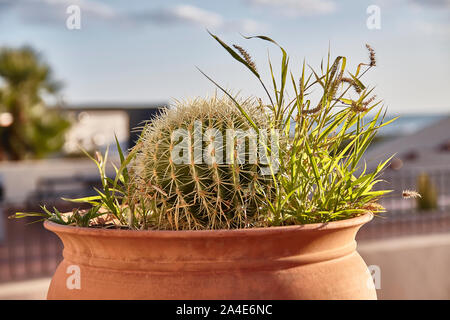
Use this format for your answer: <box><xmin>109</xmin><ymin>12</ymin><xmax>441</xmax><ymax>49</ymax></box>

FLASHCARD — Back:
<box><xmin>357</xmin><ymin>210</ymin><xmax>450</xmax><ymax>241</ymax></box>
<box><xmin>376</xmin><ymin>168</ymin><xmax>450</xmax><ymax>213</ymax></box>
<box><xmin>0</xmin><ymin>175</ymin><xmax>97</xmax><ymax>284</ymax></box>
<box><xmin>357</xmin><ymin>167</ymin><xmax>450</xmax><ymax>240</ymax></box>
<box><xmin>0</xmin><ymin>207</ymin><xmax>63</xmax><ymax>283</ymax></box>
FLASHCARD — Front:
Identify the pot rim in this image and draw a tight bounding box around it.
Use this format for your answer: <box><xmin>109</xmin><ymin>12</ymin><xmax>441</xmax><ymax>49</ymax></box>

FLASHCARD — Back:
<box><xmin>44</xmin><ymin>212</ymin><xmax>373</xmax><ymax>238</ymax></box>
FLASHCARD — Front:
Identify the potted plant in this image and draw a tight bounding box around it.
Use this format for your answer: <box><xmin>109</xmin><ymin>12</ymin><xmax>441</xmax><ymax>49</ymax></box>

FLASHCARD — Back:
<box><xmin>11</xmin><ymin>32</ymin><xmax>406</xmax><ymax>300</ymax></box>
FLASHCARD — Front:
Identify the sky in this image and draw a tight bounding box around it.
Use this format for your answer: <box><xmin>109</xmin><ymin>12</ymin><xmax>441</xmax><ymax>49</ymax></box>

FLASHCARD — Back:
<box><xmin>0</xmin><ymin>0</ymin><xmax>449</xmax><ymax>115</ymax></box>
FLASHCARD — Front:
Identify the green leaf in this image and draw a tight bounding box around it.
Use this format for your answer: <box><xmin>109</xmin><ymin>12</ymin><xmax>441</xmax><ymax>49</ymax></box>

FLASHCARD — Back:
<box><xmin>348</xmin><ymin>72</ymin><xmax>365</xmax><ymax>91</ymax></box>
<box><xmin>115</xmin><ymin>134</ymin><xmax>129</xmax><ymax>184</ymax></box>
<box><xmin>207</xmin><ymin>30</ymin><xmax>260</xmax><ymax>78</ymax></box>
<box><xmin>61</xmin><ymin>195</ymin><xmax>102</xmax><ymax>204</ymax></box>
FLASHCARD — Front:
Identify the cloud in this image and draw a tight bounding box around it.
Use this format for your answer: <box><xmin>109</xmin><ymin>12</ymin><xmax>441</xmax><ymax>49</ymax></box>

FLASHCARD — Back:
<box><xmin>0</xmin><ymin>1</ymin><xmax>265</xmax><ymax>33</ymax></box>
<box><xmin>0</xmin><ymin>0</ymin><xmax>118</xmax><ymax>24</ymax></box>
<box><xmin>134</xmin><ymin>5</ymin><xmax>265</xmax><ymax>33</ymax></box>
<box><xmin>405</xmin><ymin>0</ymin><xmax>450</xmax><ymax>36</ymax></box>
<box><xmin>414</xmin><ymin>20</ymin><xmax>450</xmax><ymax>36</ymax></box>
<box><xmin>409</xmin><ymin>0</ymin><xmax>450</xmax><ymax>9</ymax></box>
<box><xmin>140</xmin><ymin>5</ymin><xmax>224</xmax><ymax>29</ymax></box>
<box><xmin>245</xmin><ymin>0</ymin><xmax>337</xmax><ymax>16</ymax></box>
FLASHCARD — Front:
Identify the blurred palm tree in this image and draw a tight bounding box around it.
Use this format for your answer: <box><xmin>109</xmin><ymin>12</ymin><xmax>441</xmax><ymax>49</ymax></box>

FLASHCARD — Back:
<box><xmin>0</xmin><ymin>46</ymin><xmax>70</xmax><ymax>161</ymax></box>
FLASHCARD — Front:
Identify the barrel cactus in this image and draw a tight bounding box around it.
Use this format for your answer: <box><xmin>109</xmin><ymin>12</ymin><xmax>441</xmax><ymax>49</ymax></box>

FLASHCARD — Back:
<box><xmin>129</xmin><ymin>96</ymin><xmax>274</xmax><ymax>230</ymax></box>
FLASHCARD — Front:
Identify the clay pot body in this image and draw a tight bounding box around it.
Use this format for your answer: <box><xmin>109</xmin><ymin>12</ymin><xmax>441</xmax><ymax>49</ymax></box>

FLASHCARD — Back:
<box><xmin>44</xmin><ymin>213</ymin><xmax>376</xmax><ymax>300</ymax></box>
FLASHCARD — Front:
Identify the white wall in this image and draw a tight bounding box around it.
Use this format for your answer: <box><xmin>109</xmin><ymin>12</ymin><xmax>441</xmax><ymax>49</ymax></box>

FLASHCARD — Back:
<box><xmin>359</xmin><ymin>233</ymin><xmax>450</xmax><ymax>299</ymax></box>
<box><xmin>0</xmin><ymin>158</ymin><xmax>117</xmax><ymax>204</ymax></box>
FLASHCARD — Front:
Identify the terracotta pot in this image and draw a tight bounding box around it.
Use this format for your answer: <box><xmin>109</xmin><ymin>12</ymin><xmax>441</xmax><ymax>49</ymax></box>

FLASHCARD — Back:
<box><xmin>44</xmin><ymin>213</ymin><xmax>376</xmax><ymax>300</ymax></box>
